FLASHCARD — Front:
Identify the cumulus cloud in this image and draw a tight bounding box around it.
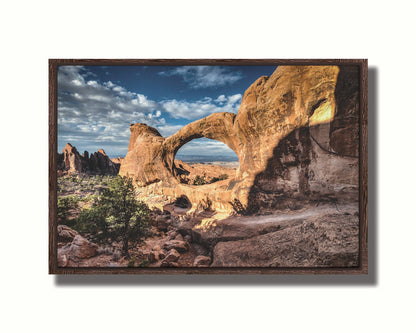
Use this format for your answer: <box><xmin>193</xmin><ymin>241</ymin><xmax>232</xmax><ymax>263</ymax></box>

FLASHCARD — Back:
<box><xmin>159</xmin><ymin>66</ymin><xmax>243</xmax><ymax>89</ymax></box>
<box><xmin>156</xmin><ymin>124</ymin><xmax>184</xmax><ymax>137</ymax></box>
<box><xmin>58</xmin><ymin>66</ymin><xmax>164</xmax><ymax>156</ymax></box>
<box><xmin>176</xmin><ymin>138</ymin><xmax>237</xmax><ymax>158</ymax></box>
<box><xmin>161</xmin><ymin>94</ymin><xmax>242</xmax><ymax>120</ymax></box>
<box><xmin>58</xmin><ymin>66</ymin><xmax>243</xmax><ymax>157</ymax></box>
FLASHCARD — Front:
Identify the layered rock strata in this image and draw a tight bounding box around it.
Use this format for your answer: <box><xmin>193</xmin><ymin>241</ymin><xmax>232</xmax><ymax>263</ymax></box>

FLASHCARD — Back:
<box><xmin>57</xmin><ymin>143</ymin><xmax>121</xmax><ymax>175</ymax></box>
<box><xmin>119</xmin><ymin>65</ymin><xmax>360</xmax><ymax>213</ymax></box>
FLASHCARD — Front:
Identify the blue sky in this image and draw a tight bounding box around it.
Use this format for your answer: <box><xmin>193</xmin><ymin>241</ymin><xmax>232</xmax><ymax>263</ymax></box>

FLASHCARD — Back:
<box><xmin>58</xmin><ymin>65</ymin><xmax>276</xmax><ymax>159</ymax></box>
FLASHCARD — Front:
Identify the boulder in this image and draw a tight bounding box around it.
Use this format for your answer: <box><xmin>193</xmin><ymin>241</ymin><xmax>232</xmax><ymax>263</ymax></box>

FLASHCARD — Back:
<box><xmin>163</xmin><ymin>249</ymin><xmax>180</xmax><ymax>263</ymax></box>
<box><xmin>155</xmin><ymin>215</ymin><xmax>170</xmax><ymax>231</ymax></box>
<box><xmin>163</xmin><ymin>240</ymin><xmax>189</xmax><ymax>253</ymax></box>
<box><xmin>174</xmin><ymin>233</ymin><xmax>184</xmax><ymax>241</ymax></box>
<box><xmin>167</xmin><ymin>230</ymin><xmax>178</xmax><ymax>240</ymax></box>
<box><xmin>57</xmin><ymin>225</ymin><xmax>79</xmax><ymax>243</ymax></box>
<box><xmin>69</xmin><ymin>235</ymin><xmax>98</xmax><ymax>259</ymax></box>
<box><xmin>193</xmin><ymin>255</ymin><xmax>211</xmax><ymax>267</ymax></box>
<box><xmin>57</xmin><ymin>252</ymin><xmax>68</xmax><ymax>267</ymax></box>
<box><xmin>159</xmin><ymin>261</ymin><xmax>179</xmax><ymax>268</ymax></box>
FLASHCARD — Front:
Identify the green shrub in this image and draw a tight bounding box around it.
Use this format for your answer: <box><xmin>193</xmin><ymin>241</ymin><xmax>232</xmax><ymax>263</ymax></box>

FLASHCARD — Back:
<box><xmin>73</xmin><ymin>176</ymin><xmax>151</xmax><ymax>256</ymax></box>
<box><xmin>210</xmin><ymin>173</ymin><xmax>229</xmax><ymax>183</ymax></box>
<box><xmin>193</xmin><ymin>175</ymin><xmax>207</xmax><ymax>185</ymax></box>
<box><xmin>57</xmin><ymin>195</ymin><xmax>80</xmax><ymax>226</ymax></box>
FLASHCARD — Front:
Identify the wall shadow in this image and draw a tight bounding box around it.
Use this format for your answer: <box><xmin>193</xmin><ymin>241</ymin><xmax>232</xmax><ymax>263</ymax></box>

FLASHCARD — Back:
<box><xmin>54</xmin><ymin>67</ymin><xmax>378</xmax><ymax>286</ymax></box>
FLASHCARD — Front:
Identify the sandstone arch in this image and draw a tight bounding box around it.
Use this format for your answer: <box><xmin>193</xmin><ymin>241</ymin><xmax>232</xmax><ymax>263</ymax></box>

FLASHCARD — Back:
<box><xmin>119</xmin><ymin>65</ymin><xmax>358</xmax><ymax>212</ymax></box>
<box><xmin>163</xmin><ymin>112</ymin><xmax>239</xmax><ymax>176</ymax></box>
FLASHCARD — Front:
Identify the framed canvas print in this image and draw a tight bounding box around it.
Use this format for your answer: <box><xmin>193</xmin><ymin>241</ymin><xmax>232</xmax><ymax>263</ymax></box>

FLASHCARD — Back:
<box><xmin>49</xmin><ymin>59</ymin><xmax>367</xmax><ymax>274</ymax></box>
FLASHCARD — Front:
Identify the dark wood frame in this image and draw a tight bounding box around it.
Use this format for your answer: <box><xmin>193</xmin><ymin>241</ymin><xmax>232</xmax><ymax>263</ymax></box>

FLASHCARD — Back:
<box><xmin>49</xmin><ymin>59</ymin><xmax>368</xmax><ymax>274</ymax></box>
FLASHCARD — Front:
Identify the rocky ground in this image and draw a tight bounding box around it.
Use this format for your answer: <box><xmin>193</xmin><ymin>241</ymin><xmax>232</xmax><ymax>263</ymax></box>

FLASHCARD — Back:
<box><xmin>174</xmin><ymin>159</ymin><xmax>236</xmax><ymax>185</ymax></box>
<box><xmin>57</xmin><ymin>199</ymin><xmax>359</xmax><ymax>268</ymax></box>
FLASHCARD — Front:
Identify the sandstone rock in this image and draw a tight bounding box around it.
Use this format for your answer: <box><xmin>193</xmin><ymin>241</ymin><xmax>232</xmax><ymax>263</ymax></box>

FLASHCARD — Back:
<box><xmin>57</xmin><ymin>252</ymin><xmax>68</xmax><ymax>267</ymax></box>
<box><xmin>110</xmin><ymin>157</ymin><xmax>124</xmax><ymax>165</ymax></box>
<box><xmin>149</xmin><ymin>251</ymin><xmax>159</xmax><ymax>263</ymax></box>
<box><xmin>159</xmin><ymin>261</ymin><xmax>179</xmax><ymax>268</ymax></box>
<box><xmin>69</xmin><ymin>235</ymin><xmax>98</xmax><ymax>259</ymax></box>
<box><xmin>163</xmin><ymin>240</ymin><xmax>189</xmax><ymax>253</ymax></box>
<box><xmin>152</xmin><ymin>245</ymin><xmax>162</xmax><ymax>252</ymax></box>
<box><xmin>155</xmin><ymin>215</ymin><xmax>170</xmax><ymax>231</ymax></box>
<box><xmin>175</xmin><ymin>233</ymin><xmax>184</xmax><ymax>241</ymax></box>
<box><xmin>193</xmin><ymin>255</ymin><xmax>211</xmax><ymax>267</ymax></box>
<box><xmin>119</xmin><ymin>66</ymin><xmax>359</xmax><ymax>213</ymax></box>
<box><xmin>60</xmin><ymin>143</ymin><xmax>83</xmax><ymax>174</ymax></box>
<box><xmin>167</xmin><ymin>230</ymin><xmax>178</xmax><ymax>240</ymax></box>
<box><xmin>57</xmin><ymin>225</ymin><xmax>79</xmax><ymax>243</ymax></box>
<box><xmin>163</xmin><ymin>249</ymin><xmax>180</xmax><ymax>263</ymax></box>
<box><xmin>137</xmin><ymin>249</ymin><xmax>152</xmax><ymax>262</ymax></box>
<box><xmin>57</xmin><ymin>143</ymin><xmax>121</xmax><ymax>175</ymax></box>
<box><xmin>211</xmin><ymin>207</ymin><xmax>359</xmax><ymax>267</ymax></box>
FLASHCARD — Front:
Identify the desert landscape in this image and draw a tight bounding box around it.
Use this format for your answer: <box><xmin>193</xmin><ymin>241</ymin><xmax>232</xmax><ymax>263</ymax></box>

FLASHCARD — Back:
<box><xmin>56</xmin><ymin>65</ymin><xmax>360</xmax><ymax>269</ymax></box>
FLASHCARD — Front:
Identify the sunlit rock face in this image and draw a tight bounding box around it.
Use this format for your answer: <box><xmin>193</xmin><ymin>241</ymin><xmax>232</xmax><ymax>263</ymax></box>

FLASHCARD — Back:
<box><xmin>58</xmin><ymin>143</ymin><xmax>120</xmax><ymax>175</ymax></box>
<box><xmin>118</xmin><ymin>124</ymin><xmax>168</xmax><ymax>186</ymax></box>
<box><xmin>233</xmin><ymin>66</ymin><xmax>339</xmax><ymax>177</ymax></box>
<box><xmin>119</xmin><ymin>65</ymin><xmax>359</xmax><ymax>212</ymax></box>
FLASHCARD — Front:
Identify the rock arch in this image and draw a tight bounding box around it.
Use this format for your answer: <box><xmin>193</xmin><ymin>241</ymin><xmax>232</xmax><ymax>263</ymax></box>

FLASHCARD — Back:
<box><xmin>163</xmin><ymin>112</ymin><xmax>239</xmax><ymax>176</ymax></box>
<box><xmin>119</xmin><ymin>65</ymin><xmax>358</xmax><ymax>212</ymax></box>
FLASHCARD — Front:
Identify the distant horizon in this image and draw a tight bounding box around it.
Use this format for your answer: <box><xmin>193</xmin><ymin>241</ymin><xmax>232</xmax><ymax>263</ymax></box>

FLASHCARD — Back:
<box><xmin>58</xmin><ymin>141</ymin><xmax>239</xmax><ymax>162</ymax></box>
<box><xmin>57</xmin><ymin>65</ymin><xmax>276</xmax><ymax>158</ymax></box>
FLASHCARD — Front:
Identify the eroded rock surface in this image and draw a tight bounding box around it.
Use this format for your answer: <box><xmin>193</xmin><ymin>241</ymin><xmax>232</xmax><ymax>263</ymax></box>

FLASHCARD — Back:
<box><xmin>211</xmin><ymin>205</ymin><xmax>359</xmax><ymax>267</ymax></box>
<box><xmin>57</xmin><ymin>233</ymin><xmax>99</xmax><ymax>267</ymax></box>
<box><xmin>119</xmin><ymin>65</ymin><xmax>359</xmax><ymax>213</ymax></box>
<box><xmin>57</xmin><ymin>224</ymin><xmax>79</xmax><ymax>243</ymax></box>
<box><xmin>57</xmin><ymin>143</ymin><xmax>121</xmax><ymax>175</ymax></box>
<box><xmin>172</xmin><ymin>203</ymin><xmax>359</xmax><ymax>268</ymax></box>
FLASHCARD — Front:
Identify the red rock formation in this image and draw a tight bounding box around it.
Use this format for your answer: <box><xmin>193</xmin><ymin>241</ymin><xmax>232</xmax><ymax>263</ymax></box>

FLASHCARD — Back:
<box><xmin>119</xmin><ymin>65</ymin><xmax>360</xmax><ymax>213</ymax></box>
<box><xmin>59</xmin><ymin>143</ymin><xmax>83</xmax><ymax>174</ymax></box>
<box><xmin>57</xmin><ymin>144</ymin><xmax>121</xmax><ymax>175</ymax></box>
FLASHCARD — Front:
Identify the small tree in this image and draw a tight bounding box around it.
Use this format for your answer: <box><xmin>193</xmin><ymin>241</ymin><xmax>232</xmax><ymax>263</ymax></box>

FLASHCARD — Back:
<box><xmin>75</xmin><ymin>176</ymin><xmax>151</xmax><ymax>256</ymax></box>
<box><xmin>57</xmin><ymin>195</ymin><xmax>80</xmax><ymax>226</ymax></box>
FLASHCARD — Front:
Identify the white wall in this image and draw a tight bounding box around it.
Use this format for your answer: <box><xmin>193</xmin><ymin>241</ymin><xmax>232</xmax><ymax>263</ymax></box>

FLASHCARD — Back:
<box><xmin>1</xmin><ymin>1</ymin><xmax>414</xmax><ymax>332</ymax></box>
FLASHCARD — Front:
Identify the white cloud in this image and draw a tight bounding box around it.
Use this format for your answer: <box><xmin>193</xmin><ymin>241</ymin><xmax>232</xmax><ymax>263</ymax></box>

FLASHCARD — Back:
<box><xmin>58</xmin><ymin>66</ymin><xmax>166</xmax><ymax>156</ymax></box>
<box><xmin>215</xmin><ymin>95</ymin><xmax>227</xmax><ymax>103</ymax></box>
<box><xmin>160</xmin><ymin>93</ymin><xmax>242</xmax><ymax>120</ymax></box>
<box><xmin>159</xmin><ymin>66</ymin><xmax>243</xmax><ymax>89</ymax></box>
<box><xmin>175</xmin><ymin>138</ymin><xmax>237</xmax><ymax>157</ymax></box>
<box><xmin>58</xmin><ymin>66</ymin><xmax>243</xmax><ymax>157</ymax></box>
<box><xmin>156</xmin><ymin>124</ymin><xmax>184</xmax><ymax>137</ymax></box>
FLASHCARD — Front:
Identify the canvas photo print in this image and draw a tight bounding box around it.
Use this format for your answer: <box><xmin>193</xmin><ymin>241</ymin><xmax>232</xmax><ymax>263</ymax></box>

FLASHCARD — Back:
<box><xmin>51</xmin><ymin>60</ymin><xmax>366</xmax><ymax>272</ymax></box>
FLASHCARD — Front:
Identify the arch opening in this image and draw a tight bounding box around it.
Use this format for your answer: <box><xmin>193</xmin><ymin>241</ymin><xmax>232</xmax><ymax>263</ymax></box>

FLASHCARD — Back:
<box><xmin>173</xmin><ymin>138</ymin><xmax>239</xmax><ymax>186</ymax></box>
